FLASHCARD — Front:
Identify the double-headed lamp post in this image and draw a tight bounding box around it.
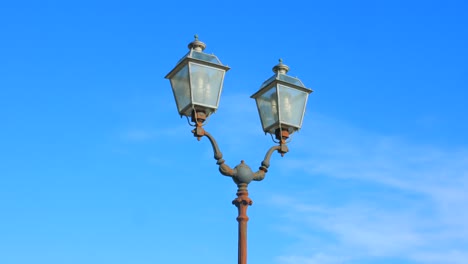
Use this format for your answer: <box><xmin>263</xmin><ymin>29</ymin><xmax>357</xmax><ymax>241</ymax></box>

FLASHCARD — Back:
<box><xmin>165</xmin><ymin>36</ymin><xmax>313</xmax><ymax>264</ymax></box>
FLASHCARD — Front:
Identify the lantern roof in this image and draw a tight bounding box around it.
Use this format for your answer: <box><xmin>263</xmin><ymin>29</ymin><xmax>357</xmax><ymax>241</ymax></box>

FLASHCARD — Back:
<box><xmin>166</xmin><ymin>35</ymin><xmax>229</xmax><ymax>80</ymax></box>
<box><xmin>251</xmin><ymin>59</ymin><xmax>312</xmax><ymax>99</ymax></box>
<box><xmin>176</xmin><ymin>49</ymin><xmax>224</xmax><ymax>66</ymax></box>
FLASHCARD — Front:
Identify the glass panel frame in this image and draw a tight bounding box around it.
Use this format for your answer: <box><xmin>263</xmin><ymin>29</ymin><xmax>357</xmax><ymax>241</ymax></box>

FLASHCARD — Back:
<box><xmin>254</xmin><ymin>85</ymin><xmax>280</xmax><ymax>134</ymax></box>
<box><xmin>277</xmin><ymin>84</ymin><xmax>308</xmax><ymax>129</ymax></box>
<box><xmin>169</xmin><ymin>64</ymin><xmax>191</xmax><ymax>115</ymax></box>
<box><xmin>189</xmin><ymin>62</ymin><xmax>225</xmax><ymax>110</ymax></box>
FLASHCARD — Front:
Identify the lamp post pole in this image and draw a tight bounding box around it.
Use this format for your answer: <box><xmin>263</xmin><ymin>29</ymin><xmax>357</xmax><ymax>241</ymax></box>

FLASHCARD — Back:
<box><xmin>166</xmin><ymin>36</ymin><xmax>312</xmax><ymax>264</ymax></box>
<box><xmin>233</xmin><ymin>182</ymin><xmax>252</xmax><ymax>264</ymax></box>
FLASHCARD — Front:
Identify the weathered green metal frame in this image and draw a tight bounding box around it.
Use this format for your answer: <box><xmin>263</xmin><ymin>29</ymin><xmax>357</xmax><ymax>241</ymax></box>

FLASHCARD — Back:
<box><xmin>251</xmin><ymin>74</ymin><xmax>313</xmax><ymax>135</ymax></box>
<box><xmin>165</xmin><ymin>49</ymin><xmax>230</xmax><ymax>117</ymax></box>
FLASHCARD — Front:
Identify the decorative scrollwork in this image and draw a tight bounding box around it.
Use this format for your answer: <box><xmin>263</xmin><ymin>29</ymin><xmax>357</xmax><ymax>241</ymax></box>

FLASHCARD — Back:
<box><xmin>192</xmin><ymin>126</ymin><xmax>288</xmax><ymax>181</ymax></box>
<box><xmin>193</xmin><ymin>127</ymin><xmax>235</xmax><ymax>177</ymax></box>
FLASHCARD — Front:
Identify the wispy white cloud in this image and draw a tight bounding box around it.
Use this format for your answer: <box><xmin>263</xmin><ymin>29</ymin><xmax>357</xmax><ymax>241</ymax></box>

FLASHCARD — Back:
<box><xmin>277</xmin><ymin>253</ymin><xmax>347</xmax><ymax>264</ymax></box>
<box><xmin>120</xmin><ymin>129</ymin><xmax>155</xmax><ymax>142</ymax></box>
<box><xmin>267</xmin><ymin>113</ymin><xmax>468</xmax><ymax>264</ymax></box>
<box><xmin>119</xmin><ymin>126</ymin><xmax>186</xmax><ymax>142</ymax></box>
<box><xmin>117</xmin><ymin>93</ymin><xmax>468</xmax><ymax>263</ymax></box>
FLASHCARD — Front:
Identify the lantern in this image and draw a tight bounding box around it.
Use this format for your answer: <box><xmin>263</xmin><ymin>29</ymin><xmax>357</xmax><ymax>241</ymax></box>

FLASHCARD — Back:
<box><xmin>251</xmin><ymin>59</ymin><xmax>312</xmax><ymax>139</ymax></box>
<box><xmin>165</xmin><ymin>36</ymin><xmax>230</xmax><ymax>120</ymax></box>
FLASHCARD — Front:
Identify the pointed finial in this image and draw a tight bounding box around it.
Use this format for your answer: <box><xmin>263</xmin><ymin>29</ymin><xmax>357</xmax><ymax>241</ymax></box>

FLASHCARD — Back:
<box><xmin>272</xmin><ymin>58</ymin><xmax>290</xmax><ymax>74</ymax></box>
<box><xmin>188</xmin><ymin>34</ymin><xmax>206</xmax><ymax>51</ymax></box>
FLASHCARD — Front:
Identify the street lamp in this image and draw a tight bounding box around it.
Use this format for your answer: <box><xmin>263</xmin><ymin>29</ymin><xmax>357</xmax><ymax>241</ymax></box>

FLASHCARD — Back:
<box><xmin>251</xmin><ymin>59</ymin><xmax>311</xmax><ymax>145</ymax></box>
<box><xmin>165</xmin><ymin>36</ymin><xmax>313</xmax><ymax>264</ymax></box>
<box><xmin>165</xmin><ymin>35</ymin><xmax>230</xmax><ymax>121</ymax></box>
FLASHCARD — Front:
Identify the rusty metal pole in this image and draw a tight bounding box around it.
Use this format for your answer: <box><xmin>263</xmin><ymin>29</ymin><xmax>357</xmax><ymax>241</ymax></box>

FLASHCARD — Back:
<box><xmin>232</xmin><ymin>183</ymin><xmax>253</xmax><ymax>264</ymax></box>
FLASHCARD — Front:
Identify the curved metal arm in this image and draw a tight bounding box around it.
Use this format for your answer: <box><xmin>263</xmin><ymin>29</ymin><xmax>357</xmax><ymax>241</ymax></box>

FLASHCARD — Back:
<box><xmin>193</xmin><ymin>127</ymin><xmax>235</xmax><ymax>177</ymax></box>
<box><xmin>263</xmin><ymin>145</ymin><xmax>282</xmax><ymax>168</ymax></box>
<box><xmin>253</xmin><ymin>144</ymin><xmax>287</xmax><ymax>181</ymax></box>
<box><xmin>203</xmin><ymin>130</ymin><xmax>223</xmax><ymax>161</ymax></box>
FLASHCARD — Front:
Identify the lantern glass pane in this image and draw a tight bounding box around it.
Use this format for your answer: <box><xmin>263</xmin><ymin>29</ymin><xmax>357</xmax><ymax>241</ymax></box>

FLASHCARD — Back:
<box><xmin>190</xmin><ymin>62</ymin><xmax>225</xmax><ymax>109</ymax></box>
<box><xmin>278</xmin><ymin>84</ymin><xmax>308</xmax><ymax>128</ymax></box>
<box><xmin>170</xmin><ymin>64</ymin><xmax>191</xmax><ymax>114</ymax></box>
<box><xmin>255</xmin><ymin>86</ymin><xmax>279</xmax><ymax>132</ymax></box>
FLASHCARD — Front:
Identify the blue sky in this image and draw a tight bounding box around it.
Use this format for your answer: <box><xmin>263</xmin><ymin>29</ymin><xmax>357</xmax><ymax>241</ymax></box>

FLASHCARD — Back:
<box><xmin>1</xmin><ymin>1</ymin><xmax>467</xmax><ymax>264</ymax></box>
